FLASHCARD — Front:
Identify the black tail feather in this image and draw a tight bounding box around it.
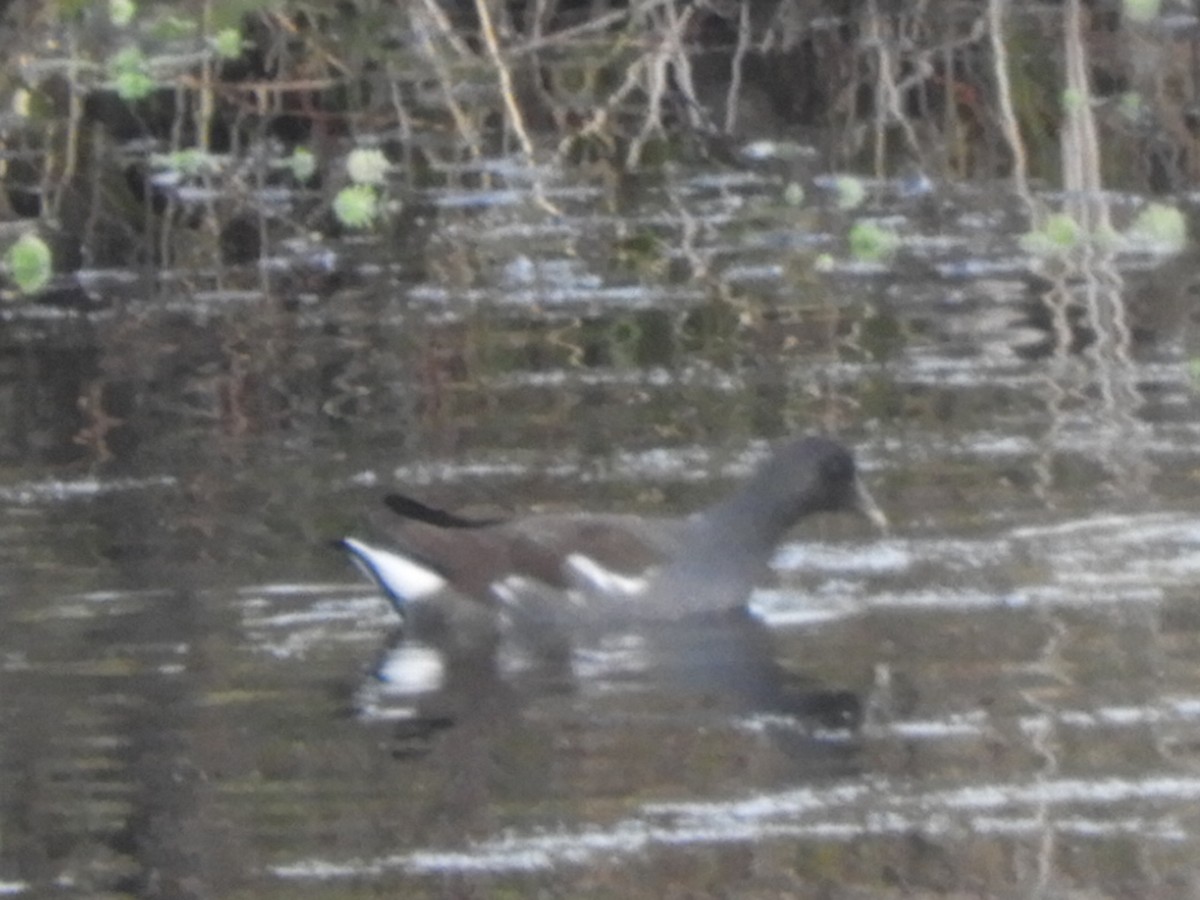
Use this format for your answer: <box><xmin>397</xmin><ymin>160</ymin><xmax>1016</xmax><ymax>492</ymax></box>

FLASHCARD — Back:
<box><xmin>383</xmin><ymin>493</ymin><xmax>504</xmax><ymax>529</ymax></box>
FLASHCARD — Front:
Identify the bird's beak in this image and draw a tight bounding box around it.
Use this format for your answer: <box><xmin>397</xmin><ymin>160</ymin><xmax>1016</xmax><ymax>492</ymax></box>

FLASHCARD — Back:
<box><xmin>851</xmin><ymin>476</ymin><xmax>889</xmax><ymax>533</ymax></box>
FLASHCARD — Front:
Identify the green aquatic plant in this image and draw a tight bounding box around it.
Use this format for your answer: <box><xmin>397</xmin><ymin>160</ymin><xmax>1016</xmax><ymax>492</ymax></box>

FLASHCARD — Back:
<box><xmin>1126</xmin><ymin>203</ymin><xmax>1186</xmax><ymax>252</ymax></box>
<box><xmin>10</xmin><ymin>89</ymin><xmax>30</xmax><ymax>118</ymax></box>
<box><xmin>860</xmin><ymin>308</ymin><xmax>906</xmax><ymax>361</ymax></box>
<box><xmin>5</xmin><ymin>234</ymin><xmax>53</xmax><ymax>294</ymax></box>
<box><xmin>834</xmin><ymin>176</ymin><xmax>866</xmax><ymax>211</ymax></box>
<box><xmin>849</xmin><ymin>221</ymin><xmax>899</xmax><ymax>263</ymax></box>
<box><xmin>1061</xmin><ymin>88</ymin><xmax>1085</xmax><ymax>113</ymax></box>
<box><xmin>1020</xmin><ymin>213</ymin><xmax>1083</xmax><ymax>256</ymax></box>
<box><xmin>336</xmin><ymin>148</ymin><xmax>394</xmax><ymax>227</ymax></box>
<box><xmin>606</xmin><ymin>314</ymin><xmax>645</xmax><ymax>367</ymax></box>
<box><xmin>212</xmin><ymin>27</ymin><xmax>243</xmax><ymax>60</ymax></box>
<box><xmin>615</xmin><ymin>232</ymin><xmax>665</xmax><ymax>277</ymax></box>
<box><xmin>109</xmin><ymin>0</ymin><xmax>135</xmax><ymax>26</ymax></box>
<box><xmin>151</xmin><ymin>13</ymin><xmax>200</xmax><ymax>39</ymax></box>
<box><xmin>288</xmin><ymin>147</ymin><xmax>317</xmax><ymax>183</ymax></box>
<box><xmin>1044</xmin><ymin>214</ymin><xmax>1082</xmax><ymax>247</ymax></box>
<box><xmin>1118</xmin><ymin>91</ymin><xmax>1144</xmax><ymax>122</ymax></box>
<box><xmin>1019</xmin><ymin>205</ymin><xmax>1183</xmax><ymax>259</ymax></box>
<box><xmin>346</xmin><ymin>148</ymin><xmax>390</xmax><ymax>185</ymax></box>
<box><xmin>1123</xmin><ymin>0</ymin><xmax>1161</xmax><ymax>22</ymax></box>
<box><xmin>151</xmin><ymin>148</ymin><xmax>219</xmax><ymax>177</ymax></box>
<box><xmin>333</xmin><ymin>185</ymin><xmax>379</xmax><ymax>229</ymax></box>
<box><xmin>109</xmin><ymin>46</ymin><xmax>156</xmax><ymax>101</ymax></box>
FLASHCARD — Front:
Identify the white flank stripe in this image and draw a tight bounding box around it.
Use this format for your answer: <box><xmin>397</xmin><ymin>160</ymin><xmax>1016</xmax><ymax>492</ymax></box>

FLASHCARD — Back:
<box><xmin>564</xmin><ymin>554</ymin><xmax>648</xmax><ymax>598</ymax></box>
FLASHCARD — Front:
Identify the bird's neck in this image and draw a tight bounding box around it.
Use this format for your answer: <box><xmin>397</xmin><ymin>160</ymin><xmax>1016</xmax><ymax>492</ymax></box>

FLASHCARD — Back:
<box><xmin>700</xmin><ymin>487</ymin><xmax>797</xmax><ymax>553</ymax></box>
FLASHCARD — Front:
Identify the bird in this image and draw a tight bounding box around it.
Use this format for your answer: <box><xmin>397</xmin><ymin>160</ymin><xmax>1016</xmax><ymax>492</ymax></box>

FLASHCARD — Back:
<box><xmin>335</xmin><ymin>435</ymin><xmax>885</xmax><ymax>627</ymax></box>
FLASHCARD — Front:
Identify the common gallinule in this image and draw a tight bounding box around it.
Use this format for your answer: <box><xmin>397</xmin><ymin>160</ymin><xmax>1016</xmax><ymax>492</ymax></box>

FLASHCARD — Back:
<box><xmin>337</xmin><ymin>435</ymin><xmax>884</xmax><ymax>625</ymax></box>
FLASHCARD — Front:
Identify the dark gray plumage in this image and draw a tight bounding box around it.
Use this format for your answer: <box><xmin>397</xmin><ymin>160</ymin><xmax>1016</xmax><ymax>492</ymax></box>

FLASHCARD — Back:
<box><xmin>337</xmin><ymin>435</ymin><xmax>884</xmax><ymax>623</ymax></box>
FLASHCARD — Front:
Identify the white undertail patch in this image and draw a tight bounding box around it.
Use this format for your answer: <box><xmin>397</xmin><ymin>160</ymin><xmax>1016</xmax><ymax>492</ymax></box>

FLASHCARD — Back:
<box><xmin>340</xmin><ymin>538</ymin><xmax>447</xmax><ymax>607</ymax></box>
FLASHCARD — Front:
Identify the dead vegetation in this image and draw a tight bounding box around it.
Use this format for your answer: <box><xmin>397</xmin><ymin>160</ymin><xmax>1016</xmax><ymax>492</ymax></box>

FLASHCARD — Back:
<box><xmin>0</xmin><ymin>0</ymin><xmax>1197</xmax><ymax>261</ymax></box>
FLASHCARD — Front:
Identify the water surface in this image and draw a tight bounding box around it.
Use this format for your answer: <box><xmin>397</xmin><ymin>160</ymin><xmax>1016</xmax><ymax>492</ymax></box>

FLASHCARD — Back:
<box><xmin>3</xmin><ymin>164</ymin><xmax>1200</xmax><ymax>897</ymax></box>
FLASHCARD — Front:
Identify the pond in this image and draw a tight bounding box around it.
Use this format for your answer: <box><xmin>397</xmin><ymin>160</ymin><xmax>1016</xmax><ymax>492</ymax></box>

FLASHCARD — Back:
<box><xmin>4</xmin><ymin>145</ymin><xmax>1200</xmax><ymax>899</ymax></box>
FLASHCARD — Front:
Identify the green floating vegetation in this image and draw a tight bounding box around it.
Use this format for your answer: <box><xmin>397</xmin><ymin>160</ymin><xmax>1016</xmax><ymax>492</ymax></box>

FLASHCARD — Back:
<box><xmin>150</xmin><ymin>148</ymin><xmax>220</xmax><ymax>177</ymax></box>
<box><xmin>150</xmin><ymin>13</ymin><xmax>200</xmax><ymax>40</ymax></box>
<box><xmin>1023</xmin><ymin>204</ymin><xmax>1186</xmax><ymax>258</ymax></box>
<box><xmin>1123</xmin><ymin>0</ymin><xmax>1161</xmax><ymax>23</ymax></box>
<box><xmin>834</xmin><ymin>175</ymin><xmax>866</xmax><ymax>211</ymax></box>
<box><xmin>333</xmin><ymin>184</ymin><xmax>379</xmax><ymax>229</ymax></box>
<box><xmin>109</xmin><ymin>0</ymin><xmax>136</xmax><ymax>27</ymax></box>
<box><xmin>288</xmin><ymin>147</ymin><xmax>317</xmax><ymax>183</ymax></box>
<box><xmin>1126</xmin><ymin>202</ymin><xmax>1187</xmax><ymax>252</ymax></box>
<box><xmin>11</xmin><ymin>89</ymin><xmax>30</xmax><ymax>118</ymax></box>
<box><xmin>614</xmin><ymin>233</ymin><xmax>667</xmax><ymax>280</ymax></box>
<box><xmin>1118</xmin><ymin>91</ymin><xmax>1144</xmax><ymax>122</ymax></box>
<box><xmin>211</xmin><ymin>27</ymin><xmax>244</xmax><ymax>60</ymax></box>
<box><xmin>606</xmin><ymin>314</ymin><xmax>644</xmax><ymax>366</ymax></box>
<box><xmin>1060</xmin><ymin>87</ymin><xmax>1085</xmax><ymax>113</ymax></box>
<box><xmin>1020</xmin><ymin>212</ymin><xmax>1083</xmax><ymax>256</ymax></box>
<box><xmin>5</xmin><ymin>233</ymin><xmax>53</xmax><ymax>294</ymax></box>
<box><xmin>346</xmin><ymin>148</ymin><xmax>390</xmax><ymax>186</ymax></box>
<box><xmin>849</xmin><ymin>220</ymin><xmax>900</xmax><ymax>263</ymax></box>
<box><xmin>109</xmin><ymin>46</ymin><xmax>156</xmax><ymax>101</ymax></box>
<box><xmin>783</xmin><ymin>182</ymin><xmax>805</xmax><ymax>207</ymax></box>
<box><xmin>860</xmin><ymin>308</ymin><xmax>906</xmax><ymax>361</ymax></box>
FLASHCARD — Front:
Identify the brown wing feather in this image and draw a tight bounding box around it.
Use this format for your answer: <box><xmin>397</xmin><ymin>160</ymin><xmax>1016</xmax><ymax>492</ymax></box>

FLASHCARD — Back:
<box><xmin>502</xmin><ymin>515</ymin><xmax>679</xmax><ymax>577</ymax></box>
<box><xmin>383</xmin><ymin>519</ymin><xmax>513</xmax><ymax>601</ymax></box>
<box><xmin>383</xmin><ymin>511</ymin><xmax>684</xmax><ymax>603</ymax></box>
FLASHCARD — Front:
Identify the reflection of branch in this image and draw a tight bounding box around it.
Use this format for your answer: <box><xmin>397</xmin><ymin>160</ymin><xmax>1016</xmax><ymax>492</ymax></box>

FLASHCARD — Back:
<box><xmin>1032</xmin><ymin>276</ymin><xmax>1074</xmax><ymax>506</ymax></box>
<box><xmin>1031</xmin><ymin>0</ymin><xmax>1150</xmax><ymax>497</ymax></box>
<box><xmin>1084</xmin><ymin>260</ymin><xmax>1151</xmax><ymax>496</ymax></box>
<box><xmin>665</xmin><ymin>180</ymin><xmax>706</xmax><ymax>280</ymax></box>
<box><xmin>74</xmin><ymin>381</ymin><xmax>124</xmax><ymax>463</ymax></box>
<box><xmin>1022</xmin><ymin>611</ymin><xmax>1067</xmax><ymax>897</ymax></box>
<box><xmin>555</xmin><ymin>53</ymin><xmax>646</xmax><ymax>162</ymax></box>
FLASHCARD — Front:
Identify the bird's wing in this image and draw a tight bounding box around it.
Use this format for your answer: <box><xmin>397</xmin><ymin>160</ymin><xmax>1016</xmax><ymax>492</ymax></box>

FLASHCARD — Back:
<box><xmin>506</xmin><ymin>514</ymin><xmax>676</xmax><ymax>576</ymax></box>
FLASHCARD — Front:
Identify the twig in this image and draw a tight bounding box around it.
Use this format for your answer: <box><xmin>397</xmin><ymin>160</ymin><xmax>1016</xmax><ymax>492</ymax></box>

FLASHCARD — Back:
<box><xmin>865</xmin><ymin>0</ymin><xmax>924</xmax><ymax>175</ymax></box>
<box><xmin>627</xmin><ymin>2</ymin><xmax>696</xmax><ymax>168</ymax></box>
<box><xmin>473</xmin><ymin>0</ymin><xmax>561</xmax><ymax>214</ymax></box>
<box><xmin>474</xmin><ymin>0</ymin><xmax>535</xmax><ymax>161</ymax></box>
<box><xmin>412</xmin><ymin>0</ymin><xmax>483</xmax><ymax>160</ymax></box>
<box><xmin>988</xmin><ymin>0</ymin><xmax>1029</xmax><ymax>197</ymax></box>
<box><xmin>724</xmin><ymin>1</ymin><xmax>751</xmax><ymax>134</ymax></box>
<box><xmin>506</xmin><ymin>0</ymin><xmax>675</xmax><ymax>58</ymax></box>
<box><xmin>1062</xmin><ymin>0</ymin><xmax>1106</xmax><ymax>230</ymax></box>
